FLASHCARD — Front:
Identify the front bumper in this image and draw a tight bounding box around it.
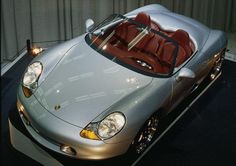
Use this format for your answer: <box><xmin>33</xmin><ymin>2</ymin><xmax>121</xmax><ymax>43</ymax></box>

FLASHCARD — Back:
<box><xmin>11</xmin><ymin>87</ymin><xmax>131</xmax><ymax>160</ymax></box>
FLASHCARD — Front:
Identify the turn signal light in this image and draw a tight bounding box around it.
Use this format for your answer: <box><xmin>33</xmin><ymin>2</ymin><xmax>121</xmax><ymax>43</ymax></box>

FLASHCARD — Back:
<box><xmin>80</xmin><ymin>130</ymin><xmax>100</xmax><ymax>140</ymax></box>
<box><xmin>60</xmin><ymin>145</ymin><xmax>76</xmax><ymax>156</ymax></box>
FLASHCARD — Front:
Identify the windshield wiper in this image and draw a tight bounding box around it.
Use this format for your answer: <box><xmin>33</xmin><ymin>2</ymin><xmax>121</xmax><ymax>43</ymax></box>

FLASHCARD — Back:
<box><xmin>98</xmin><ymin>30</ymin><xmax>115</xmax><ymax>49</ymax></box>
<box><xmin>128</xmin><ymin>27</ymin><xmax>149</xmax><ymax>51</ymax></box>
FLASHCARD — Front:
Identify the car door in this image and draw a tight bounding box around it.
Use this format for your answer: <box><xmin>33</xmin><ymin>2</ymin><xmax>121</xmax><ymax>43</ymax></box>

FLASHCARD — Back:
<box><xmin>168</xmin><ymin>50</ymin><xmax>207</xmax><ymax>113</ymax></box>
<box><xmin>168</xmin><ymin>68</ymin><xmax>196</xmax><ymax>113</ymax></box>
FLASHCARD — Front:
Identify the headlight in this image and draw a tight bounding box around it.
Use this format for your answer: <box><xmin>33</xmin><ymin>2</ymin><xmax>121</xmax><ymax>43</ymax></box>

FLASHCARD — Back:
<box><xmin>80</xmin><ymin>112</ymin><xmax>126</xmax><ymax>140</ymax></box>
<box><xmin>98</xmin><ymin>112</ymin><xmax>125</xmax><ymax>139</ymax></box>
<box><xmin>22</xmin><ymin>62</ymin><xmax>43</xmax><ymax>97</ymax></box>
<box><xmin>23</xmin><ymin>62</ymin><xmax>42</xmax><ymax>87</ymax></box>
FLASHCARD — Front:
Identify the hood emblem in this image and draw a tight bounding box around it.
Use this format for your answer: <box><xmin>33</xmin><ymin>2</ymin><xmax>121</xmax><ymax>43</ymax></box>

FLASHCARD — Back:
<box><xmin>54</xmin><ymin>105</ymin><xmax>61</xmax><ymax>111</ymax></box>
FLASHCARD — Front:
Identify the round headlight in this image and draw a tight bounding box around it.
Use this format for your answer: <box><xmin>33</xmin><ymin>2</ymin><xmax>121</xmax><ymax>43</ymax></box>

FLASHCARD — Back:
<box><xmin>23</xmin><ymin>62</ymin><xmax>42</xmax><ymax>88</ymax></box>
<box><xmin>98</xmin><ymin>112</ymin><xmax>125</xmax><ymax>139</ymax></box>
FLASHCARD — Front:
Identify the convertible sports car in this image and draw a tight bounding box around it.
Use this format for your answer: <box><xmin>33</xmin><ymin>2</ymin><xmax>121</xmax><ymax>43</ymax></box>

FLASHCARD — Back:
<box><xmin>16</xmin><ymin>4</ymin><xmax>227</xmax><ymax>160</ymax></box>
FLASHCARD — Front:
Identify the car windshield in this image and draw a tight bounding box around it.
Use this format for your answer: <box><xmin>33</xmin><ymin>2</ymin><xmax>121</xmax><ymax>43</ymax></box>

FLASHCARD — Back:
<box><xmin>85</xmin><ymin>14</ymin><xmax>180</xmax><ymax>77</ymax></box>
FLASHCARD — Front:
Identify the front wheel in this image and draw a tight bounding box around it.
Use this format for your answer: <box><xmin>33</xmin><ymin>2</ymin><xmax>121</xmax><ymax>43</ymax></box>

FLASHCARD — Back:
<box><xmin>131</xmin><ymin>113</ymin><xmax>160</xmax><ymax>155</ymax></box>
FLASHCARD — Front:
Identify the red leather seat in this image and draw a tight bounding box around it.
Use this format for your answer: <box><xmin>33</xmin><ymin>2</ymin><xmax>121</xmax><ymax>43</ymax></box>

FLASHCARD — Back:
<box><xmin>126</xmin><ymin>12</ymin><xmax>154</xmax><ymax>50</ymax></box>
<box><xmin>115</xmin><ymin>12</ymin><xmax>152</xmax><ymax>46</ymax></box>
<box><xmin>134</xmin><ymin>12</ymin><xmax>151</xmax><ymax>26</ymax></box>
<box><xmin>157</xmin><ymin>42</ymin><xmax>175</xmax><ymax>73</ymax></box>
<box><xmin>170</xmin><ymin>29</ymin><xmax>192</xmax><ymax>66</ymax></box>
<box><xmin>143</xmin><ymin>34</ymin><xmax>161</xmax><ymax>55</ymax></box>
<box><xmin>171</xmin><ymin>29</ymin><xmax>191</xmax><ymax>55</ymax></box>
<box><xmin>125</xmin><ymin>25</ymin><xmax>140</xmax><ymax>43</ymax></box>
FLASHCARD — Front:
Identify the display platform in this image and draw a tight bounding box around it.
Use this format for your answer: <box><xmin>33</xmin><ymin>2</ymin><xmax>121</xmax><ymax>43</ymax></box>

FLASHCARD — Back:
<box><xmin>8</xmin><ymin>65</ymin><xmax>223</xmax><ymax>166</ymax></box>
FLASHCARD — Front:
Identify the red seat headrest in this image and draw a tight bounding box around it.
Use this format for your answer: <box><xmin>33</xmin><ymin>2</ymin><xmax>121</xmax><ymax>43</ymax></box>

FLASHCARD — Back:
<box><xmin>171</xmin><ymin>29</ymin><xmax>192</xmax><ymax>55</ymax></box>
<box><xmin>171</xmin><ymin>29</ymin><xmax>189</xmax><ymax>43</ymax></box>
<box><xmin>134</xmin><ymin>12</ymin><xmax>151</xmax><ymax>26</ymax></box>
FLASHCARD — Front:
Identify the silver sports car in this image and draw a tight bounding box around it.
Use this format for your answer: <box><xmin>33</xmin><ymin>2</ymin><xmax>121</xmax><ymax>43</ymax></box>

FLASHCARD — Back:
<box><xmin>16</xmin><ymin>4</ymin><xmax>227</xmax><ymax>160</ymax></box>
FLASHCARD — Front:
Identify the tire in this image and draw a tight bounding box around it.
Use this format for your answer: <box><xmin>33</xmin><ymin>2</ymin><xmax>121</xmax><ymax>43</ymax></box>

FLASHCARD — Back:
<box><xmin>130</xmin><ymin>112</ymin><xmax>160</xmax><ymax>155</ymax></box>
<box><xmin>209</xmin><ymin>49</ymin><xmax>225</xmax><ymax>80</ymax></box>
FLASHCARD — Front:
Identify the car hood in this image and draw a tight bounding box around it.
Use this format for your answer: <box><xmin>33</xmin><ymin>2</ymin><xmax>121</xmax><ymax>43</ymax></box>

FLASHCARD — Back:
<box><xmin>34</xmin><ymin>40</ymin><xmax>152</xmax><ymax>128</ymax></box>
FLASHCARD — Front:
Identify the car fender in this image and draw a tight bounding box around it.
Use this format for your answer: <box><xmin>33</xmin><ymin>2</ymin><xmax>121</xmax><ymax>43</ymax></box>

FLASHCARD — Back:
<box><xmin>30</xmin><ymin>35</ymin><xmax>86</xmax><ymax>87</ymax></box>
<box><xmin>96</xmin><ymin>78</ymin><xmax>173</xmax><ymax>144</ymax></box>
<box><xmin>187</xmin><ymin>30</ymin><xmax>227</xmax><ymax>84</ymax></box>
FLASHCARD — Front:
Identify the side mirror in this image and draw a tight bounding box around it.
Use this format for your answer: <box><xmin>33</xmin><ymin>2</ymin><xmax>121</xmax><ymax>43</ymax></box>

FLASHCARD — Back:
<box><xmin>85</xmin><ymin>19</ymin><xmax>94</xmax><ymax>33</ymax></box>
<box><xmin>176</xmin><ymin>68</ymin><xmax>195</xmax><ymax>82</ymax></box>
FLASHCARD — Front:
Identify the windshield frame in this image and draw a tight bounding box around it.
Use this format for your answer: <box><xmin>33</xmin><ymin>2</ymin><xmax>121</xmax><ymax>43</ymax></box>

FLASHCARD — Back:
<box><xmin>85</xmin><ymin>14</ymin><xmax>179</xmax><ymax>78</ymax></box>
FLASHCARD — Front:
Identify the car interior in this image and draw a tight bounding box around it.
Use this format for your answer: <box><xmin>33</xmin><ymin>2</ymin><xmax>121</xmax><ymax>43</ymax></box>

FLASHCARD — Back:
<box><xmin>91</xmin><ymin>12</ymin><xmax>195</xmax><ymax>75</ymax></box>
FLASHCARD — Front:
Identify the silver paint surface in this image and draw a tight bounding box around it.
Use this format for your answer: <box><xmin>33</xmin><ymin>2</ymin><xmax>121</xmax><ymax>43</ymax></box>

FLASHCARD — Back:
<box><xmin>34</xmin><ymin>40</ymin><xmax>152</xmax><ymax>127</ymax></box>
